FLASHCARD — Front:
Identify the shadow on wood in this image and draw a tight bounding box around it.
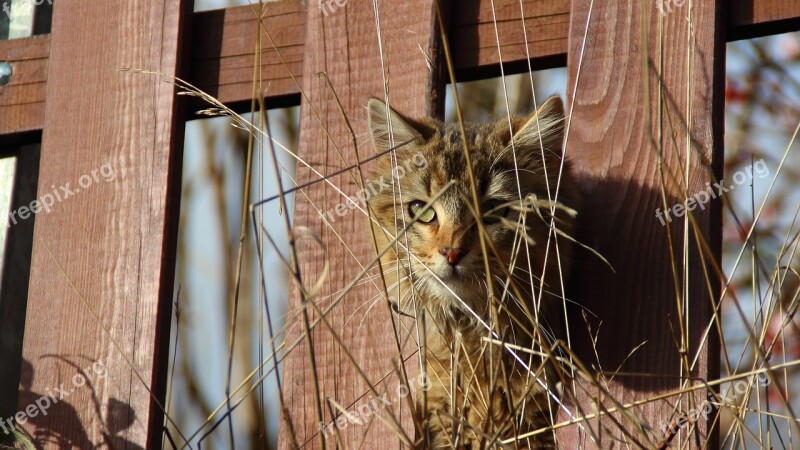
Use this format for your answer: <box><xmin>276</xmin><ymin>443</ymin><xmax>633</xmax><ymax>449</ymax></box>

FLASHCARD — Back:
<box><xmin>12</xmin><ymin>358</ymin><xmax>144</xmax><ymax>450</ymax></box>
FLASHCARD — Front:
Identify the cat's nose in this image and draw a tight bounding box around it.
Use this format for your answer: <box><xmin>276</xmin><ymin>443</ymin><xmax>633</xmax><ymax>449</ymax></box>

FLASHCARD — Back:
<box><xmin>439</xmin><ymin>247</ymin><xmax>467</xmax><ymax>266</ymax></box>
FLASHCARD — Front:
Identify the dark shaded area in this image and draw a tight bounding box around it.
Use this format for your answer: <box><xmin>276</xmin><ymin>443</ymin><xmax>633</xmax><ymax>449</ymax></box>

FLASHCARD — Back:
<box><xmin>729</xmin><ymin>0</ymin><xmax>800</xmax><ymax>41</ymax></box>
<box><xmin>31</xmin><ymin>0</ymin><xmax>51</xmax><ymax>35</ymax></box>
<box><xmin>567</xmin><ymin>176</ymin><xmax>717</xmax><ymax>389</ymax></box>
<box><xmin>560</xmin><ymin>172</ymin><xmax>720</xmax><ymax>447</ymax></box>
<box><xmin>147</xmin><ymin>0</ymin><xmax>194</xmax><ymax>448</ymax></box>
<box><xmin>2</xmin><ymin>358</ymin><xmax>144</xmax><ymax>449</ymax></box>
<box><xmin>454</xmin><ymin>53</ymin><xmax>568</xmax><ymax>83</ymax></box>
<box><xmin>187</xmin><ymin>92</ymin><xmax>302</xmax><ymax>118</ymax></box>
<box><xmin>0</xmin><ymin>143</ymin><xmax>39</xmax><ymax>427</ymax></box>
<box><xmin>0</xmin><ymin>6</ymin><xmax>7</xmax><ymax>39</ymax></box>
<box><xmin>104</xmin><ymin>399</ymin><xmax>145</xmax><ymax>450</ymax></box>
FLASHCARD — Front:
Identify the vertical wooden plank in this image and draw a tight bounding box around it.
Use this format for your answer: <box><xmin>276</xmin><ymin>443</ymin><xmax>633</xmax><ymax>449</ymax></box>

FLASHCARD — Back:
<box><xmin>559</xmin><ymin>0</ymin><xmax>724</xmax><ymax>447</ymax></box>
<box><xmin>17</xmin><ymin>0</ymin><xmax>190</xmax><ymax>447</ymax></box>
<box><xmin>279</xmin><ymin>0</ymin><xmax>446</xmax><ymax>448</ymax></box>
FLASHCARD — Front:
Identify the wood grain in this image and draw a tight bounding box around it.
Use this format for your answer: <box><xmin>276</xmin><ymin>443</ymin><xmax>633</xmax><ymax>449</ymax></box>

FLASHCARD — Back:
<box><xmin>0</xmin><ymin>0</ymin><xmax>796</xmax><ymax>444</ymax></box>
<box><xmin>277</xmin><ymin>0</ymin><xmax>446</xmax><ymax>448</ymax></box>
<box><xmin>450</xmin><ymin>0</ymin><xmax>570</xmax><ymax>80</ymax></box>
<box><xmin>0</xmin><ymin>35</ymin><xmax>49</xmax><ymax>136</ymax></box>
<box><xmin>558</xmin><ymin>0</ymin><xmax>724</xmax><ymax>447</ymax></box>
<box><xmin>191</xmin><ymin>1</ymin><xmax>306</xmax><ymax>112</ymax></box>
<box><xmin>18</xmin><ymin>0</ymin><xmax>190</xmax><ymax>448</ymax></box>
<box><xmin>2</xmin><ymin>0</ymin><xmax>800</xmax><ymax>135</ymax></box>
<box><xmin>730</xmin><ymin>0</ymin><xmax>800</xmax><ymax>40</ymax></box>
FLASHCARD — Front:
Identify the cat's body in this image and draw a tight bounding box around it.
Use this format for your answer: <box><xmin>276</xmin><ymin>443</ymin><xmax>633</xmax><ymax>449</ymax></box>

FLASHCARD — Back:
<box><xmin>366</xmin><ymin>97</ymin><xmax>578</xmax><ymax>449</ymax></box>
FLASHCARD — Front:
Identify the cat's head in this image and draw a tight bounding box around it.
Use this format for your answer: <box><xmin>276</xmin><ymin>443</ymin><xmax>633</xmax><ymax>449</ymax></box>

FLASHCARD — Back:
<box><xmin>365</xmin><ymin>97</ymin><xmax>579</xmax><ymax>323</ymax></box>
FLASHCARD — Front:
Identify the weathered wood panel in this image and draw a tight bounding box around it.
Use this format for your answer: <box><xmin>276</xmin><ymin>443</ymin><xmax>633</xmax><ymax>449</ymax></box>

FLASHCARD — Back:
<box><xmin>18</xmin><ymin>0</ymin><xmax>190</xmax><ymax>447</ymax></box>
<box><xmin>558</xmin><ymin>0</ymin><xmax>724</xmax><ymax>448</ymax></box>
<box><xmin>3</xmin><ymin>0</ymin><xmax>800</xmax><ymax>135</ymax></box>
<box><xmin>278</xmin><ymin>1</ymin><xmax>446</xmax><ymax>448</ymax></box>
<box><xmin>191</xmin><ymin>1</ymin><xmax>306</xmax><ymax>112</ymax></box>
<box><xmin>730</xmin><ymin>0</ymin><xmax>800</xmax><ymax>40</ymax></box>
<box><xmin>0</xmin><ymin>35</ymin><xmax>48</xmax><ymax>136</ymax></box>
<box><xmin>451</xmin><ymin>0</ymin><xmax>570</xmax><ymax>80</ymax></box>
<box><xmin>0</xmin><ymin>0</ymin><xmax>796</xmax><ymax>443</ymax></box>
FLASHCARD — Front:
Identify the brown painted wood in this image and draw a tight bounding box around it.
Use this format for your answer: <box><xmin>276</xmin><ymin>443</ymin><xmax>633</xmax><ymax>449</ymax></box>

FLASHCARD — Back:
<box><xmin>730</xmin><ymin>0</ymin><xmax>800</xmax><ymax>40</ymax></box>
<box><xmin>0</xmin><ymin>0</ymin><xmax>794</xmax><ymax>444</ymax></box>
<box><xmin>450</xmin><ymin>0</ymin><xmax>570</xmax><ymax>80</ymax></box>
<box><xmin>3</xmin><ymin>0</ymin><xmax>800</xmax><ymax>136</ymax></box>
<box><xmin>17</xmin><ymin>0</ymin><xmax>190</xmax><ymax>447</ymax></box>
<box><xmin>0</xmin><ymin>35</ymin><xmax>48</xmax><ymax>136</ymax></box>
<box><xmin>191</xmin><ymin>1</ymin><xmax>306</xmax><ymax>112</ymax></box>
<box><xmin>278</xmin><ymin>1</ymin><xmax>446</xmax><ymax>448</ymax></box>
<box><xmin>558</xmin><ymin>0</ymin><xmax>724</xmax><ymax>448</ymax></box>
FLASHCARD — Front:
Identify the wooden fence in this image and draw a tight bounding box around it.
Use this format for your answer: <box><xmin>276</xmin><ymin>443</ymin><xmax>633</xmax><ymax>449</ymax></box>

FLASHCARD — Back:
<box><xmin>1</xmin><ymin>0</ymin><xmax>800</xmax><ymax>448</ymax></box>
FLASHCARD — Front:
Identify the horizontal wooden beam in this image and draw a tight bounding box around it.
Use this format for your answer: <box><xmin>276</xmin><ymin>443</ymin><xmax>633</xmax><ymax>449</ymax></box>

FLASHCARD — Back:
<box><xmin>729</xmin><ymin>0</ymin><xmax>800</xmax><ymax>40</ymax></box>
<box><xmin>0</xmin><ymin>34</ymin><xmax>49</xmax><ymax>137</ymax></box>
<box><xmin>190</xmin><ymin>0</ymin><xmax>306</xmax><ymax>112</ymax></box>
<box><xmin>450</xmin><ymin>0</ymin><xmax>570</xmax><ymax>81</ymax></box>
<box><xmin>2</xmin><ymin>0</ymin><xmax>800</xmax><ymax>135</ymax></box>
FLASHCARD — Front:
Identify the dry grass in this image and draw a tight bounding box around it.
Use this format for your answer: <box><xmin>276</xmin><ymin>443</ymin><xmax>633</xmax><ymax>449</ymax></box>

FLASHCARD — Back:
<box><xmin>131</xmin><ymin>4</ymin><xmax>800</xmax><ymax>450</ymax></box>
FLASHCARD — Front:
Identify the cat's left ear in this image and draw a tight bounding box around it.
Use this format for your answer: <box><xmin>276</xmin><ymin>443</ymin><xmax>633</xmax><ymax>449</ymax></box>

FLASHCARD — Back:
<box><xmin>367</xmin><ymin>98</ymin><xmax>433</xmax><ymax>153</ymax></box>
<box><xmin>510</xmin><ymin>96</ymin><xmax>566</xmax><ymax>155</ymax></box>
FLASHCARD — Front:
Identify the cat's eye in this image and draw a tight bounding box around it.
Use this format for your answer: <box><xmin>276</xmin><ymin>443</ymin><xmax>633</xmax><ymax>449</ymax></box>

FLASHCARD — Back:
<box><xmin>409</xmin><ymin>200</ymin><xmax>436</xmax><ymax>223</ymax></box>
<box><xmin>483</xmin><ymin>200</ymin><xmax>510</xmax><ymax>225</ymax></box>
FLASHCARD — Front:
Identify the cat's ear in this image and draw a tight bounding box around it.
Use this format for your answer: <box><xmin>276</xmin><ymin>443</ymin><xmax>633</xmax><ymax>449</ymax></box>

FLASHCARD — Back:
<box><xmin>367</xmin><ymin>98</ymin><xmax>432</xmax><ymax>152</ymax></box>
<box><xmin>510</xmin><ymin>96</ymin><xmax>566</xmax><ymax>155</ymax></box>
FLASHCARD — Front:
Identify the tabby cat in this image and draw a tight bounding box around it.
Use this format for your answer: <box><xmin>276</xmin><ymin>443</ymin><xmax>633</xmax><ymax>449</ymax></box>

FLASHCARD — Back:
<box><xmin>366</xmin><ymin>96</ymin><xmax>579</xmax><ymax>449</ymax></box>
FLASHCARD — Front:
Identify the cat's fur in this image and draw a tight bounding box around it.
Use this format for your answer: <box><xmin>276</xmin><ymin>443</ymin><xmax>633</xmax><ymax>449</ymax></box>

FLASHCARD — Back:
<box><xmin>366</xmin><ymin>97</ymin><xmax>579</xmax><ymax>449</ymax></box>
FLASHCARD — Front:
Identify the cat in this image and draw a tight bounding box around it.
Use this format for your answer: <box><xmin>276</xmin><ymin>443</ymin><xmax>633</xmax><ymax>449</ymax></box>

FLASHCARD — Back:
<box><xmin>366</xmin><ymin>96</ymin><xmax>579</xmax><ymax>449</ymax></box>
